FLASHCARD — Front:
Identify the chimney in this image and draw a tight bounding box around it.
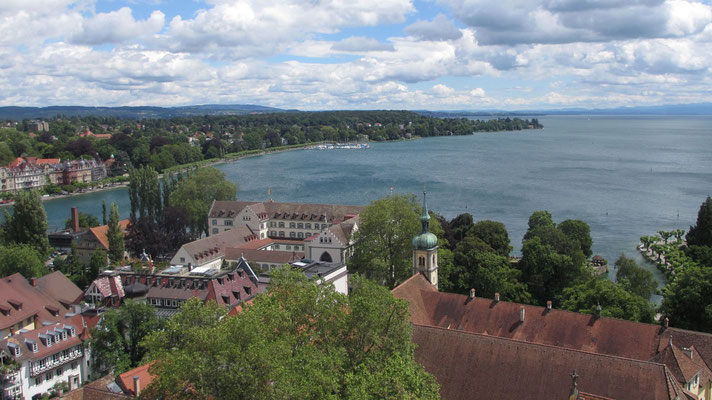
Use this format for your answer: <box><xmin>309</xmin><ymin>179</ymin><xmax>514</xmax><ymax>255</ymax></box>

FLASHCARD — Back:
<box><xmin>669</xmin><ymin>335</ymin><xmax>673</xmax><ymax>347</ymax></box>
<box><xmin>133</xmin><ymin>375</ymin><xmax>141</xmax><ymax>396</ymax></box>
<box><xmin>71</xmin><ymin>207</ymin><xmax>79</xmax><ymax>232</ymax></box>
<box><xmin>519</xmin><ymin>307</ymin><xmax>525</xmax><ymax>322</ymax></box>
<box><xmin>469</xmin><ymin>288</ymin><xmax>475</xmax><ymax>299</ymax></box>
<box><xmin>546</xmin><ymin>300</ymin><xmax>552</xmax><ymax>310</ymax></box>
<box><xmin>494</xmin><ymin>292</ymin><xmax>500</xmax><ymax>302</ymax></box>
<box><xmin>664</xmin><ymin>317</ymin><xmax>669</xmax><ymax>328</ymax></box>
<box><xmin>30</xmin><ymin>277</ymin><xmax>38</xmax><ymax>287</ymax></box>
<box><xmin>595</xmin><ymin>304</ymin><xmax>602</xmax><ymax>318</ymax></box>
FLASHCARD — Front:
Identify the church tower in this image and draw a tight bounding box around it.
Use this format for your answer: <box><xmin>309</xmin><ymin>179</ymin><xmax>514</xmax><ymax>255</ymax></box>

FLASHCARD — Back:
<box><xmin>412</xmin><ymin>190</ymin><xmax>438</xmax><ymax>289</ymax></box>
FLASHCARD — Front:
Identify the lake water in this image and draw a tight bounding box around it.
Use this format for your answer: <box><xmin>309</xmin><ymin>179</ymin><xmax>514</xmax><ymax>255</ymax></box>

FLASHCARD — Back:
<box><xmin>32</xmin><ymin>115</ymin><xmax>712</xmax><ymax>299</ymax></box>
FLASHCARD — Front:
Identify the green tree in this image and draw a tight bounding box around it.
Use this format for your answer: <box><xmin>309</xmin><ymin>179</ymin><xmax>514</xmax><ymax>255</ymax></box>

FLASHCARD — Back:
<box><xmin>659</xmin><ymin>264</ymin><xmax>712</xmax><ymax>332</ymax></box>
<box><xmin>89</xmin><ymin>300</ymin><xmax>161</xmax><ymax>377</ymax></box>
<box><xmin>64</xmin><ymin>211</ymin><xmax>99</xmax><ymax>230</ymax></box>
<box><xmin>522</xmin><ymin>210</ymin><xmax>555</xmax><ymax>242</ymax></box>
<box><xmin>87</xmin><ymin>250</ymin><xmax>107</xmax><ymax>283</ymax></box>
<box><xmin>470</xmin><ymin>220</ymin><xmax>512</xmax><ymax>257</ymax></box>
<box><xmin>128</xmin><ymin>166</ymin><xmax>161</xmax><ymax>220</ymax></box>
<box><xmin>169</xmin><ymin>167</ymin><xmax>237</xmax><ymax>237</ymax></box>
<box><xmin>452</xmin><ymin>236</ymin><xmax>531</xmax><ymax>303</ymax></box>
<box><xmin>449</xmin><ymin>213</ymin><xmax>474</xmax><ymax>247</ymax></box>
<box><xmin>614</xmin><ymin>254</ymin><xmax>657</xmax><ymax>300</ymax></box>
<box><xmin>559</xmin><ymin>277</ymin><xmax>655</xmax><ymax>323</ymax></box>
<box><xmin>687</xmin><ymin>196</ymin><xmax>712</xmax><ymax>248</ymax></box>
<box><xmin>519</xmin><ymin>235</ymin><xmax>590</xmax><ymax>306</ymax></box>
<box><xmin>0</xmin><ymin>244</ymin><xmax>46</xmax><ymax>279</ymax></box>
<box><xmin>658</xmin><ymin>230</ymin><xmax>672</xmax><ymax>245</ymax></box>
<box><xmin>107</xmin><ymin>203</ymin><xmax>125</xmax><ymax>263</ymax></box>
<box><xmin>2</xmin><ymin>190</ymin><xmax>50</xmax><ymax>257</ymax></box>
<box><xmin>142</xmin><ymin>269</ymin><xmax>438</xmax><ymax>399</ymax></box>
<box><xmin>558</xmin><ymin>219</ymin><xmax>593</xmax><ymax>258</ymax></box>
<box><xmin>350</xmin><ymin>194</ymin><xmax>421</xmax><ymax>289</ymax></box>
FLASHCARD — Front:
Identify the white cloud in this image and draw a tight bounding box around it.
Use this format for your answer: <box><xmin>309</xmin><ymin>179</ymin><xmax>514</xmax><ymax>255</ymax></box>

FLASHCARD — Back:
<box><xmin>70</xmin><ymin>8</ymin><xmax>165</xmax><ymax>45</ymax></box>
<box><xmin>439</xmin><ymin>0</ymin><xmax>712</xmax><ymax>45</ymax></box>
<box><xmin>405</xmin><ymin>14</ymin><xmax>463</xmax><ymax>41</ymax></box>
<box><xmin>332</xmin><ymin>37</ymin><xmax>395</xmax><ymax>52</ymax></box>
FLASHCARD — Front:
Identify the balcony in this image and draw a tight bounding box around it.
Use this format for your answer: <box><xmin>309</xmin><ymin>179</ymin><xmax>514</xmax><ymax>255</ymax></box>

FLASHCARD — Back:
<box><xmin>30</xmin><ymin>349</ymin><xmax>82</xmax><ymax>377</ymax></box>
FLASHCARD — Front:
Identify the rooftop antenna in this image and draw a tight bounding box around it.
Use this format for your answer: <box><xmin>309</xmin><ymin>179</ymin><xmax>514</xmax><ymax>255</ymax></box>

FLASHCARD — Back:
<box><xmin>268</xmin><ymin>187</ymin><xmax>272</xmax><ymax>202</ymax></box>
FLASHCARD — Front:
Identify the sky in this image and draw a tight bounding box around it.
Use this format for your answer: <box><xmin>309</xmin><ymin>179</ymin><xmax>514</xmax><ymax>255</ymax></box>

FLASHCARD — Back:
<box><xmin>1</xmin><ymin>0</ymin><xmax>711</xmax><ymax>110</ymax></box>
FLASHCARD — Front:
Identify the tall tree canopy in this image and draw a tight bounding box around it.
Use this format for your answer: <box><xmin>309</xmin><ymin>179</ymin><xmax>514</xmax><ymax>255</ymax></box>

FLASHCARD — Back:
<box><xmin>559</xmin><ymin>277</ymin><xmax>655</xmax><ymax>323</ymax></box>
<box><xmin>469</xmin><ymin>220</ymin><xmax>512</xmax><ymax>257</ymax></box>
<box><xmin>614</xmin><ymin>254</ymin><xmax>657</xmax><ymax>300</ymax></box>
<box><xmin>687</xmin><ymin>196</ymin><xmax>712</xmax><ymax>248</ymax></box>
<box><xmin>452</xmin><ymin>235</ymin><xmax>531</xmax><ymax>303</ymax></box>
<box><xmin>518</xmin><ymin>211</ymin><xmax>592</xmax><ymax>305</ymax></box>
<box><xmin>142</xmin><ymin>269</ymin><xmax>439</xmax><ymax>399</ymax></box>
<box><xmin>169</xmin><ymin>167</ymin><xmax>237</xmax><ymax>237</ymax></box>
<box><xmin>659</xmin><ymin>264</ymin><xmax>712</xmax><ymax>332</ymax></box>
<box><xmin>350</xmin><ymin>194</ymin><xmax>436</xmax><ymax>289</ymax></box>
<box><xmin>107</xmin><ymin>203</ymin><xmax>125</xmax><ymax>264</ymax></box>
<box><xmin>89</xmin><ymin>300</ymin><xmax>161</xmax><ymax>377</ymax></box>
<box><xmin>2</xmin><ymin>190</ymin><xmax>50</xmax><ymax>257</ymax></box>
<box><xmin>0</xmin><ymin>244</ymin><xmax>46</xmax><ymax>279</ymax></box>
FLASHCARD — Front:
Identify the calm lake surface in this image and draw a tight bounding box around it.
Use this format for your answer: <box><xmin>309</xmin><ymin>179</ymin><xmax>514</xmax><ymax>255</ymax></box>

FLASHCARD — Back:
<box><xmin>36</xmin><ymin>115</ymin><xmax>712</xmax><ymax>299</ymax></box>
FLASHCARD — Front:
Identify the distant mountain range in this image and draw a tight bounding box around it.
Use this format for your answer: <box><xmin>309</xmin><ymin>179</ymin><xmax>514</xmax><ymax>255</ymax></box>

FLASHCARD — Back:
<box><xmin>0</xmin><ymin>102</ymin><xmax>710</xmax><ymax>120</ymax></box>
<box><xmin>420</xmin><ymin>103</ymin><xmax>712</xmax><ymax>117</ymax></box>
<box><xmin>0</xmin><ymin>104</ymin><xmax>291</xmax><ymax>120</ymax></box>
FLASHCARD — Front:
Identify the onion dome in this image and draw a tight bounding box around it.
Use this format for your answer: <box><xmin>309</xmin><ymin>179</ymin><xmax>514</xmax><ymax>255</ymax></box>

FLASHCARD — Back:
<box><xmin>412</xmin><ymin>190</ymin><xmax>438</xmax><ymax>250</ymax></box>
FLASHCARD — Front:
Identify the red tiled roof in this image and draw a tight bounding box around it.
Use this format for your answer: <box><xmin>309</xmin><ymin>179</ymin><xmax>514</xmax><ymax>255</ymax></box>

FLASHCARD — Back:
<box><xmin>394</xmin><ymin>274</ymin><xmax>662</xmax><ymax>361</ymax></box>
<box><xmin>412</xmin><ymin>324</ymin><xmax>684</xmax><ymax>400</ymax></box>
<box><xmin>89</xmin><ymin>276</ymin><xmax>125</xmax><ymax>299</ymax></box>
<box><xmin>0</xmin><ymin>273</ymin><xmax>79</xmax><ymax>330</ymax></box>
<box><xmin>0</xmin><ymin>314</ymin><xmax>88</xmax><ymax>362</ymax></box>
<box><xmin>116</xmin><ymin>361</ymin><xmax>157</xmax><ymax>396</ymax></box>
<box><xmin>234</xmin><ymin>237</ymin><xmax>273</xmax><ymax>250</ymax></box>
<box><xmin>88</xmin><ymin>219</ymin><xmax>130</xmax><ymax>251</ymax></box>
<box><xmin>35</xmin><ymin>271</ymin><xmax>83</xmax><ymax>307</ymax></box>
<box><xmin>224</xmin><ymin>248</ymin><xmax>303</xmax><ymax>264</ymax></box>
<box><xmin>59</xmin><ymin>374</ymin><xmax>129</xmax><ymax>399</ymax></box>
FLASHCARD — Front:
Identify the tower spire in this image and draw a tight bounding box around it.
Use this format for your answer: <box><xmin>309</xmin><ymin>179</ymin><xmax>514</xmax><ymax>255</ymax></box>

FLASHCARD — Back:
<box><xmin>420</xmin><ymin>188</ymin><xmax>430</xmax><ymax>234</ymax></box>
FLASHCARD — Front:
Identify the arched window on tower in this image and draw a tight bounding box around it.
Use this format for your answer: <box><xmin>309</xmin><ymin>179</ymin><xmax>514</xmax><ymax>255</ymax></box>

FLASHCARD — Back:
<box><xmin>419</xmin><ymin>256</ymin><xmax>425</xmax><ymax>267</ymax></box>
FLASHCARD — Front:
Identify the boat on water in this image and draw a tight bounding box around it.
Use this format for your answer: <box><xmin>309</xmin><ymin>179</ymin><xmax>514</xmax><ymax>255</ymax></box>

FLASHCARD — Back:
<box><xmin>308</xmin><ymin>143</ymin><xmax>371</xmax><ymax>150</ymax></box>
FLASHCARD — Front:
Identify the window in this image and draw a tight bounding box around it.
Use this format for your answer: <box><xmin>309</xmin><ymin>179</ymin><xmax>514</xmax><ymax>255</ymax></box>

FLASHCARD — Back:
<box><xmin>71</xmin><ymin>362</ymin><xmax>77</xmax><ymax>370</ymax></box>
<box><xmin>289</xmin><ymin>222</ymin><xmax>295</xmax><ymax>228</ymax></box>
<box><xmin>419</xmin><ymin>256</ymin><xmax>425</xmax><ymax>266</ymax></box>
<box><xmin>298</xmin><ymin>232</ymin><xmax>304</xmax><ymax>238</ymax></box>
<box><xmin>180</xmin><ymin>257</ymin><xmax>185</xmax><ymax>262</ymax></box>
<box><xmin>286</xmin><ymin>245</ymin><xmax>291</xmax><ymax>250</ymax></box>
<box><xmin>225</xmin><ymin>220</ymin><xmax>233</xmax><ymax>226</ymax></box>
<box><xmin>270</xmin><ymin>221</ymin><xmax>275</xmax><ymax>227</ymax></box>
<box><xmin>56</xmin><ymin>367</ymin><xmax>63</xmax><ymax>377</ymax></box>
<box><xmin>297</xmin><ymin>223</ymin><xmax>303</xmax><ymax>229</ymax></box>
<box><xmin>279</xmin><ymin>231</ymin><xmax>285</xmax><ymax>237</ymax></box>
<box><xmin>279</xmin><ymin>222</ymin><xmax>284</xmax><ymax>228</ymax></box>
<box><xmin>212</xmin><ymin>228</ymin><xmax>219</xmax><ymax>234</ymax></box>
<box><xmin>305</xmin><ymin>223</ymin><xmax>311</xmax><ymax>229</ymax></box>
<box><xmin>212</xmin><ymin>219</ymin><xmax>217</xmax><ymax>226</ymax></box>
<box><xmin>35</xmin><ymin>377</ymin><xmax>42</xmax><ymax>386</ymax></box>
<box><xmin>45</xmin><ymin>372</ymin><xmax>52</xmax><ymax>380</ymax></box>
<box><xmin>290</xmin><ymin>232</ymin><xmax>296</xmax><ymax>238</ymax></box>
<box><xmin>244</xmin><ymin>286</ymin><xmax>252</xmax><ymax>296</ymax></box>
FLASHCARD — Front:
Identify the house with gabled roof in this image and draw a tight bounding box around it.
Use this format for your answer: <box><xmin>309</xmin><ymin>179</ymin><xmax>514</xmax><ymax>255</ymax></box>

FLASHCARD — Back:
<box><xmin>169</xmin><ymin>225</ymin><xmax>258</xmax><ymax>269</ymax></box>
<box><xmin>0</xmin><ymin>273</ymin><xmax>83</xmax><ymax>340</ymax></box>
<box><xmin>0</xmin><ymin>313</ymin><xmax>100</xmax><ymax>400</ymax></box>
